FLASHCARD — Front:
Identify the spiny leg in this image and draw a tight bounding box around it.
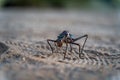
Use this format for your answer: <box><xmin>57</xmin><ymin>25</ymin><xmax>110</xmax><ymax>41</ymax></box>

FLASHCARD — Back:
<box><xmin>73</xmin><ymin>34</ymin><xmax>88</xmax><ymax>54</ymax></box>
<box><xmin>47</xmin><ymin>39</ymin><xmax>56</xmax><ymax>53</ymax></box>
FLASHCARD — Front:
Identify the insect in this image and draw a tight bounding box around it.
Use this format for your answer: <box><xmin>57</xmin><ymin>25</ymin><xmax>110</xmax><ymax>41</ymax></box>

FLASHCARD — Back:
<box><xmin>47</xmin><ymin>30</ymin><xmax>88</xmax><ymax>59</ymax></box>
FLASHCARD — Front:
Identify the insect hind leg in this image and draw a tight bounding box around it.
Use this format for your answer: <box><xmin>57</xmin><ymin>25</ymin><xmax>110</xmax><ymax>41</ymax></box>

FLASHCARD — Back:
<box><xmin>73</xmin><ymin>34</ymin><xmax>88</xmax><ymax>56</ymax></box>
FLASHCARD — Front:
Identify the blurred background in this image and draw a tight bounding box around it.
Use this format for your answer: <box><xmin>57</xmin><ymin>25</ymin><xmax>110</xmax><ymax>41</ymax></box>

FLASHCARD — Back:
<box><xmin>0</xmin><ymin>0</ymin><xmax>119</xmax><ymax>9</ymax></box>
<box><xmin>0</xmin><ymin>0</ymin><xmax>119</xmax><ymax>45</ymax></box>
<box><xmin>0</xmin><ymin>0</ymin><xmax>119</xmax><ymax>38</ymax></box>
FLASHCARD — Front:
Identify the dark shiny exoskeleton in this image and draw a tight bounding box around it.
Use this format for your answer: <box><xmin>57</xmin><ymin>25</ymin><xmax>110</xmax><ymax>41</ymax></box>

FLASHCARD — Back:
<box><xmin>47</xmin><ymin>30</ymin><xmax>88</xmax><ymax>59</ymax></box>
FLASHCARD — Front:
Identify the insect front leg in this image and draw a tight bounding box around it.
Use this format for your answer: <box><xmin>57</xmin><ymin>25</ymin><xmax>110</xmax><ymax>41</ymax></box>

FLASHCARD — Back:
<box><xmin>47</xmin><ymin>39</ymin><xmax>56</xmax><ymax>53</ymax></box>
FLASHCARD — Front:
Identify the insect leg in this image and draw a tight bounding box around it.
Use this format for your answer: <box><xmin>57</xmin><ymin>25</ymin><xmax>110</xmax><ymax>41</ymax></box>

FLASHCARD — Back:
<box><xmin>70</xmin><ymin>44</ymin><xmax>73</xmax><ymax>52</ymax></box>
<box><xmin>73</xmin><ymin>34</ymin><xmax>88</xmax><ymax>54</ymax></box>
<box><xmin>64</xmin><ymin>43</ymin><xmax>68</xmax><ymax>59</ymax></box>
<box><xmin>71</xmin><ymin>42</ymin><xmax>82</xmax><ymax>58</ymax></box>
<box><xmin>54</xmin><ymin>42</ymin><xmax>58</xmax><ymax>52</ymax></box>
<box><xmin>47</xmin><ymin>39</ymin><xmax>56</xmax><ymax>53</ymax></box>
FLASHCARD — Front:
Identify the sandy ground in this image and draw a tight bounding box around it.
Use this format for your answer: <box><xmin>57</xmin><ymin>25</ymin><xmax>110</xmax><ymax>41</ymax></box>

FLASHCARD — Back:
<box><xmin>0</xmin><ymin>9</ymin><xmax>120</xmax><ymax>80</ymax></box>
